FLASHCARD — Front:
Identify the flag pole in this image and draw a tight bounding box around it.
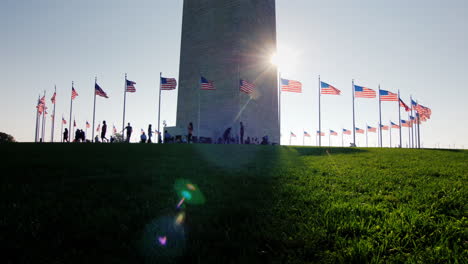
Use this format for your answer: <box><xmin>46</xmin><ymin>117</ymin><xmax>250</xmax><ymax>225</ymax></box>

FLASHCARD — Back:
<box><xmin>318</xmin><ymin>75</ymin><xmax>321</xmax><ymax>147</ymax></box>
<box><xmin>302</xmin><ymin>129</ymin><xmax>304</xmax><ymax>146</ymax></box>
<box><xmin>398</xmin><ymin>90</ymin><xmax>402</xmax><ymax>148</ymax></box>
<box><xmin>51</xmin><ymin>86</ymin><xmax>56</xmax><ymax>142</ymax></box>
<box><xmin>93</xmin><ymin>76</ymin><xmax>98</xmax><ymax>142</ymax></box>
<box><xmin>61</xmin><ymin>115</ymin><xmax>64</xmax><ymax>142</ymax></box>
<box><xmin>289</xmin><ymin>133</ymin><xmax>291</xmax><ymax>145</ymax></box>
<box><xmin>158</xmin><ymin>72</ymin><xmax>162</xmax><ymax>142</ymax></box>
<box><xmin>329</xmin><ymin>130</ymin><xmax>331</xmax><ymax>147</ymax></box>
<box><xmin>410</xmin><ymin>95</ymin><xmax>414</xmax><ymax>148</ymax></box>
<box><xmin>41</xmin><ymin>90</ymin><xmax>46</xmax><ymax>142</ymax></box>
<box><xmin>35</xmin><ymin>95</ymin><xmax>40</xmax><ymax>142</ymax></box>
<box><xmin>378</xmin><ymin>85</ymin><xmax>382</xmax><ymax>148</ymax></box>
<box><xmin>352</xmin><ymin>79</ymin><xmax>356</xmax><ymax>146</ymax></box>
<box><xmin>122</xmin><ymin>73</ymin><xmax>127</xmax><ymax>135</ymax></box>
<box><xmin>69</xmin><ymin>82</ymin><xmax>73</xmax><ymax>142</ymax></box>
<box><xmin>278</xmin><ymin>72</ymin><xmax>282</xmax><ymax>144</ymax></box>
<box><xmin>389</xmin><ymin>121</ymin><xmax>392</xmax><ymax>148</ymax></box>
<box><xmin>407</xmin><ymin>113</ymin><xmax>411</xmax><ymax>148</ymax></box>
<box><xmin>341</xmin><ymin>129</ymin><xmax>344</xmax><ymax>147</ymax></box>
<box><xmin>92</xmin><ymin>77</ymin><xmax>97</xmax><ymax>142</ymax></box>
<box><xmin>366</xmin><ymin>124</ymin><xmax>368</xmax><ymax>148</ymax></box>
<box><xmin>198</xmin><ymin>74</ymin><xmax>201</xmax><ymax>141</ymax></box>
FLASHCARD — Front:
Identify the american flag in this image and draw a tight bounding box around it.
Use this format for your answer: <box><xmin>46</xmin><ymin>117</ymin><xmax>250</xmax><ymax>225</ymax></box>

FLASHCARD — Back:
<box><xmin>281</xmin><ymin>78</ymin><xmax>302</xmax><ymax>93</ymax></box>
<box><xmin>412</xmin><ymin>100</ymin><xmax>432</xmax><ymax>119</ymax></box>
<box><xmin>399</xmin><ymin>99</ymin><xmax>410</xmax><ymax>112</ymax></box>
<box><xmin>71</xmin><ymin>87</ymin><xmax>78</xmax><ymax>100</ymax></box>
<box><xmin>36</xmin><ymin>96</ymin><xmax>46</xmax><ymax>114</ymax></box>
<box><xmin>96</xmin><ymin>124</ymin><xmax>101</xmax><ymax>132</ymax></box>
<box><xmin>113</xmin><ymin>125</ymin><xmax>117</xmax><ymax>134</ymax></box>
<box><xmin>62</xmin><ymin>117</ymin><xmax>67</xmax><ymax>124</ymax></box>
<box><xmin>304</xmin><ymin>131</ymin><xmax>311</xmax><ymax>137</ymax></box>
<box><xmin>86</xmin><ymin>121</ymin><xmax>90</xmax><ymax>128</ymax></box>
<box><xmin>240</xmin><ymin>79</ymin><xmax>255</xmax><ymax>94</ymax></box>
<box><xmin>317</xmin><ymin>131</ymin><xmax>325</xmax><ymax>136</ymax></box>
<box><xmin>391</xmin><ymin>122</ymin><xmax>400</xmax><ymax>129</ymax></box>
<box><xmin>379</xmin><ymin>89</ymin><xmax>398</xmax><ymax>101</ymax></box>
<box><xmin>95</xmin><ymin>83</ymin><xmax>109</xmax><ymax>98</ymax></box>
<box><xmin>51</xmin><ymin>92</ymin><xmax>56</xmax><ymax>104</ymax></box>
<box><xmin>401</xmin><ymin>120</ymin><xmax>411</xmax><ymax>127</ymax></box>
<box><xmin>355</xmin><ymin>127</ymin><xmax>365</xmax><ymax>134</ymax></box>
<box><xmin>290</xmin><ymin>132</ymin><xmax>296</xmax><ymax>137</ymax></box>
<box><xmin>343</xmin><ymin>129</ymin><xmax>351</xmax><ymax>135</ymax></box>
<box><xmin>321</xmin><ymin>81</ymin><xmax>341</xmax><ymax>95</ymax></box>
<box><xmin>200</xmin><ymin>76</ymin><xmax>215</xmax><ymax>90</ymax></box>
<box><xmin>161</xmin><ymin>77</ymin><xmax>177</xmax><ymax>90</ymax></box>
<box><xmin>367</xmin><ymin>126</ymin><xmax>377</xmax><ymax>133</ymax></box>
<box><xmin>380</xmin><ymin>124</ymin><xmax>389</xmax><ymax>130</ymax></box>
<box><xmin>354</xmin><ymin>85</ymin><xmax>376</xmax><ymax>98</ymax></box>
<box><xmin>126</xmin><ymin>79</ymin><xmax>136</xmax><ymax>92</ymax></box>
<box><xmin>330</xmin><ymin>130</ymin><xmax>338</xmax><ymax>136</ymax></box>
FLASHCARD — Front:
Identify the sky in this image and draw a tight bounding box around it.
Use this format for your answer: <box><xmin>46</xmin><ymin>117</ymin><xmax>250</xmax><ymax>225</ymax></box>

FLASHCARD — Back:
<box><xmin>1</xmin><ymin>0</ymin><xmax>467</xmax><ymax>148</ymax></box>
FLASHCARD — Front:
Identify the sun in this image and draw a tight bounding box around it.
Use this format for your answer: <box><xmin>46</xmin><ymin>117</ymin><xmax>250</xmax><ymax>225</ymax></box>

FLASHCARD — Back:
<box><xmin>270</xmin><ymin>53</ymin><xmax>279</xmax><ymax>66</ymax></box>
<box><xmin>269</xmin><ymin>45</ymin><xmax>300</xmax><ymax>74</ymax></box>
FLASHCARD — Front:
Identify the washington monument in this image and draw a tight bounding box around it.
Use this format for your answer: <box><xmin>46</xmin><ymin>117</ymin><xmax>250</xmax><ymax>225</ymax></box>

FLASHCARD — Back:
<box><xmin>169</xmin><ymin>0</ymin><xmax>279</xmax><ymax>143</ymax></box>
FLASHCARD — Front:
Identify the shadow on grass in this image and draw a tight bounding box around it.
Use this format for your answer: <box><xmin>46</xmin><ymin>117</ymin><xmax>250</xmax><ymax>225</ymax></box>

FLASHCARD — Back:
<box><xmin>0</xmin><ymin>144</ymin><xmax>311</xmax><ymax>263</ymax></box>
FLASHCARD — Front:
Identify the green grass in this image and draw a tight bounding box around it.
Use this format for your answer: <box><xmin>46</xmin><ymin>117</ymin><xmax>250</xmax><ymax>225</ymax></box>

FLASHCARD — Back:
<box><xmin>1</xmin><ymin>144</ymin><xmax>467</xmax><ymax>263</ymax></box>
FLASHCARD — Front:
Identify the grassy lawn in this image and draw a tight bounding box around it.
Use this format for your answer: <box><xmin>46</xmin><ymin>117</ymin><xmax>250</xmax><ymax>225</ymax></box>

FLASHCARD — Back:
<box><xmin>1</xmin><ymin>144</ymin><xmax>466</xmax><ymax>263</ymax></box>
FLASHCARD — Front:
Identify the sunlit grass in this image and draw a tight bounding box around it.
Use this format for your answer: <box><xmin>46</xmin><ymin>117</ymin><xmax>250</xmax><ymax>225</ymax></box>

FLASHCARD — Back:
<box><xmin>1</xmin><ymin>144</ymin><xmax>466</xmax><ymax>263</ymax></box>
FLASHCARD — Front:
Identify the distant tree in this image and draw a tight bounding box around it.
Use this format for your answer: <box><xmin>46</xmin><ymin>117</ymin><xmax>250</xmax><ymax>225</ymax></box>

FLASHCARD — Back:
<box><xmin>0</xmin><ymin>132</ymin><xmax>16</xmax><ymax>143</ymax></box>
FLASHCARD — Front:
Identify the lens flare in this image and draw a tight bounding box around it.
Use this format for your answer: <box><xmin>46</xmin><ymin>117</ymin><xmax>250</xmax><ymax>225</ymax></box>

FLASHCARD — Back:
<box><xmin>174</xmin><ymin>179</ymin><xmax>206</xmax><ymax>205</ymax></box>
<box><xmin>181</xmin><ymin>191</ymin><xmax>192</xmax><ymax>200</ymax></box>
<box><xmin>175</xmin><ymin>212</ymin><xmax>185</xmax><ymax>226</ymax></box>
<box><xmin>176</xmin><ymin>198</ymin><xmax>185</xmax><ymax>209</ymax></box>
<box><xmin>158</xmin><ymin>236</ymin><xmax>167</xmax><ymax>246</ymax></box>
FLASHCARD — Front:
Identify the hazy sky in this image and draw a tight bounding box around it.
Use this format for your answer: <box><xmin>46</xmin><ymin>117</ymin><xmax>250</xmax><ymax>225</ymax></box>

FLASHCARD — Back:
<box><xmin>1</xmin><ymin>0</ymin><xmax>467</xmax><ymax>148</ymax></box>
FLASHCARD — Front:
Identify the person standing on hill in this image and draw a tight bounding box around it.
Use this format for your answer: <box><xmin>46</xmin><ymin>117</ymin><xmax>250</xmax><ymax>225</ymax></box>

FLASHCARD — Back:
<box><xmin>223</xmin><ymin>127</ymin><xmax>231</xmax><ymax>144</ymax></box>
<box><xmin>240</xmin><ymin>122</ymin><xmax>244</xmax><ymax>144</ymax></box>
<box><xmin>101</xmin><ymin>121</ymin><xmax>108</xmax><ymax>142</ymax></box>
<box><xmin>124</xmin><ymin>123</ymin><xmax>133</xmax><ymax>143</ymax></box>
<box><xmin>188</xmin><ymin>122</ymin><xmax>193</xmax><ymax>143</ymax></box>
<box><xmin>63</xmin><ymin>128</ymin><xmax>69</xmax><ymax>142</ymax></box>
<box><xmin>148</xmin><ymin>124</ymin><xmax>153</xmax><ymax>143</ymax></box>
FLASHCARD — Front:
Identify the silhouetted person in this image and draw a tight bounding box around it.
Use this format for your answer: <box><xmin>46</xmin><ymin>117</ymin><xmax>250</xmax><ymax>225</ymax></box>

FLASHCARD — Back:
<box><xmin>94</xmin><ymin>135</ymin><xmax>100</xmax><ymax>143</ymax></box>
<box><xmin>223</xmin><ymin>127</ymin><xmax>232</xmax><ymax>144</ymax></box>
<box><xmin>140</xmin><ymin>131</ymin><xmax>147</xmax><ymax>143</ymax></box>
<box><xmin>148</xmin><ymin>124</ymin><xmax>153</xmax><ymax>143</ymax></box>
<box><xmin>63</xmin><ymin>128</ymin><xmax>69</xmax><ymax>142</ymax></box>
<box><xmin>101</xmin><ymin>121</ymin><xmax>108</xmax><ymax>142</ymax></box>
<box><xmin>75</xmin><ymin>129</ymin><xmax>80</xmax><ymax>142</ymax></box>
<box><xmin>124</xmin><ymin>123</ymin><xmax>133</xmax><ymax>143</ymax></box>
<box><xmin>164</xmin><ymin>130</ymin><xmax>171</xmax><ymax>143</ymax></box>
<box><xmin>240</xmin><ymin>122</ymin><xmax>244</xmax><ymax>144</ymax></box>
<box><xmin>188</xmin><ymin>122</ymin><xmax>193</xmax><ymax>143</ymax></box>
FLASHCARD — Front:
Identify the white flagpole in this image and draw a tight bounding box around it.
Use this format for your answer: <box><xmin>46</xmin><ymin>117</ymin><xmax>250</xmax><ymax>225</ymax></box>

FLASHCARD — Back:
<box><xmin>92</xmin><ymin>77</ymin><xmax>97</xmax><ymax>142</ymax></box>
<box><xmin>318</xmin><ymin>75</ymin><xmax>321</xmax><ymax>147</ymax></box>
<box><xmin>366</xmin><ymin>124</ymin><xmax>368</xmax><ymax>148</ymax></box>
<box><xmin>51</xmin><ymin>86</ymin><xmax>56</xmax><ymax>142</ymax></box>
<box><xmin>122</xmin><ymin>74</ymin><xmax>127</xmax><ymax>135</ymax></box>
<box><xmin>68</xmin><ymin>82</ymin><xmax>74</xmax><ymax>142</ymax></box>
<box><xmin>41</xmin><ymin>90</ymin><xmax>46</xmax><ymax>142</ymax></box>
<box><xmin>35</xmin><ymin>94</ymin><xmax>40</xmax><ymax>142</ymax></box>
<box><xmin>158</xmin><ymin>72</ymin><xmax>162</xmax><ymax>143</ymax></box>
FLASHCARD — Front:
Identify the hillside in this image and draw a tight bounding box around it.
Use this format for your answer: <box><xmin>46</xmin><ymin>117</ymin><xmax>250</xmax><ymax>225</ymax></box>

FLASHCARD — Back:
<box><xmin>1</xmin><ymin>144</ymin><xmax>466</xmax><ymax>263</ymax></box>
